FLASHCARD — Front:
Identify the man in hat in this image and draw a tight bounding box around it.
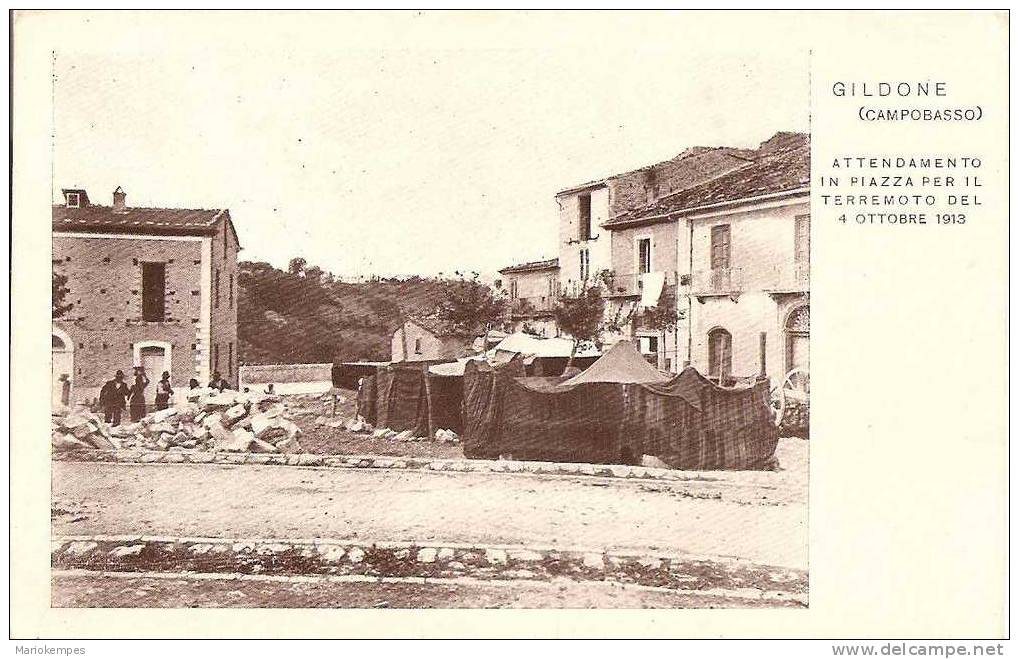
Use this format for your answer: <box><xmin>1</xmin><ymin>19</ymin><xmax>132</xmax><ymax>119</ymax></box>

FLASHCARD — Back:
<box><xmin>99</xmin><ymin>370</ymin><xmax>129</xmax><ymax>426</ymax></box>
<box><xmin>208</xmin><ymin>371</ymin><xmax>231</xmax><ymax>392</ymax></box>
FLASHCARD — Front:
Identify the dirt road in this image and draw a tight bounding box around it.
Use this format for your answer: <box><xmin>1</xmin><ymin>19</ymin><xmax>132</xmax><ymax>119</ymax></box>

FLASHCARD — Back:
<box><xmin>52</xmin><ymin>457</ymin><xmax>806</xmax><ymax>569</ymax></box>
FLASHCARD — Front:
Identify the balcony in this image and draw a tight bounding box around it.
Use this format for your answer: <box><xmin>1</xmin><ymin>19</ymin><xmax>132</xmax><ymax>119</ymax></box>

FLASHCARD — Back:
<box><xmin>690</xmin><ymin>261</ymin><xmax>810</xmax><ymax>297</ymax></box>
<box><xmin>508</xmin><ymin>296</ymin><xmax>556</xmax><ymax>318</ymax></box>
<box><xmin>603</xmin><ymin>271</ymin><xmax>679</xmax><ymax>299</ymax></box>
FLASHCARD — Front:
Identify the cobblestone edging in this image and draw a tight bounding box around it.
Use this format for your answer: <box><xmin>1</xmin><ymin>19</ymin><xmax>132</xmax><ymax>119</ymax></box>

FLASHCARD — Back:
<box><xmin>53</xmin><ymin>448</ymin><xmax>776</xmax><ymax>486</ymax></box>
<box><xmin>52</xmin><ymin>535</ymin><xmax>808</xmax><ymax>605</ymax></box>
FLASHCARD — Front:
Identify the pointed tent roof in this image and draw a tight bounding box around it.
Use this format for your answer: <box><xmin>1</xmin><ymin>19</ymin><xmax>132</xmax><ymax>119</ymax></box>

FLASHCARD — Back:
<box><xmin>562</xmin><ymin>340</ymin><xmax>671</xmax><ymax>386</ymax></box>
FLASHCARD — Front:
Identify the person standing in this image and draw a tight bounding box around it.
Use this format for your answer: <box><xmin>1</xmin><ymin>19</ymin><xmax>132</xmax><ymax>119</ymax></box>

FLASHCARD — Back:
<box><xmin>128</xmin><ymin>368</ymin><xmax>150</xmax><ymax>422</ymax></box>
<box><xmin>99</xmin><ymin>370</ymin><xmax>129</xmax><ymax>426</ymax></box>
<box><xmin>154</xmin><ymin>371</ymin><xmax>173</xmax><ymax>411</ymax></box>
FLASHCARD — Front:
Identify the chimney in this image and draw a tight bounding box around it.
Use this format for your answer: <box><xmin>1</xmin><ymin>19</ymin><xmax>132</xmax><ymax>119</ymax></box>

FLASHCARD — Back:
<box><xmin>113</xmin><ymin>186</ymin><xmax>127</xmax><ymax>213</ymax></box>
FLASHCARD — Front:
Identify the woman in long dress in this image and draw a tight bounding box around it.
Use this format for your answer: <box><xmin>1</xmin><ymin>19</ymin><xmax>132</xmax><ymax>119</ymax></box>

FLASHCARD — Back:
<box><xmin>128</xmin><ymin>370</ymin><xmax>150</xmax><ymax>422</ymax></box>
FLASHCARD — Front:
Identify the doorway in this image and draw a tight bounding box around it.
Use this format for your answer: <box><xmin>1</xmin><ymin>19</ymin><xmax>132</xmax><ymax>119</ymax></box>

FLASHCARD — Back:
<box><xmin>52</xmin><ymin>330</ymin><xmax>73</xmax><ymax>408</ymax></box>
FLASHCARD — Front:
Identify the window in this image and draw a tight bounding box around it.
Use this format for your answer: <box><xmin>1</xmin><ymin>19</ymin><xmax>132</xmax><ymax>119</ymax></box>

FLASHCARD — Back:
<box><xmin>578</xmin><ymin>194</ymin><xmax>592</xmax><ymax>241</ymax></box>
<box><xmin>707</xmin><ymin>328</ymin><xmax>733</xmax><ymax>380</ymax></box>
<box><xmin>510</xmin><ymin>280</ymin><xmax>518</xmax><ymax>299</ymax></box>
<box><xmin>228</xmin><ymin>342</ymin><xmax>233</xmax><ymax>373</ymax></box>
<box><xmin>637</xmin><ymin>237</ymin><xmax>652</xmax><ymax>274</ymax></box>
<box><xmin>710</xmin><ymin>225</ymin><xmax>731</xmax><ymax>270</ymax></box>
<box><xmin>229</xmin><ymin>273</ymin><xmax>234</xmax><ymax>308</ymax></box>
<box><xmin>579</xmin><ymin>248</ymin><xmax>590</xmax><ymax>281</ymax></box>
<box><xmin>414</xmin><ymin>338</ymin><xmax>422</xmax><ymax>354</ymax></box>
<box><xmin>215</xmin><ymin>269</ymin><xmax>221</xmax><ymax>308</ymax></box>
<box><xmin>141</xmin><ymin>262</ymin><xmax>166</xmax><ymax>322</ymax></box>
<box><xmin>213</xmin><ymin>344</ymin><xmax>219</xmax><ymax>371</ymax></box>
<box><xmin>795</xmin><ymin>215</ymin><xmax>810</xmax><ymax>264</ymax></box>
<box><xmin>638</xmin><ymin>335</ymin><xmax>659</xmax><ymax>365</ymax></box>
<box><xmin>66</xmin><ymin>192</ymin><xmax>80</xmax><ymax>208</ymax></box>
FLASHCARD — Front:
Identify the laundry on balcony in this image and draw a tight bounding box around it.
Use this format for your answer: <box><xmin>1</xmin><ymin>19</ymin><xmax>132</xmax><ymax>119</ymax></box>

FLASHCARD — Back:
<box><xmin>639</xmin><ymin>272</ymin><xmax>666</xmax><ymax>308</ymax></box>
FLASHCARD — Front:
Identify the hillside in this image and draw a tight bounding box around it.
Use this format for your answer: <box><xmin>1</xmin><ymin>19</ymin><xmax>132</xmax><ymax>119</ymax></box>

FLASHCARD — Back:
<box><xmin>237</xmin><ymin>261</ymin><xmax>464</xmax><ymax>365</ymax></box>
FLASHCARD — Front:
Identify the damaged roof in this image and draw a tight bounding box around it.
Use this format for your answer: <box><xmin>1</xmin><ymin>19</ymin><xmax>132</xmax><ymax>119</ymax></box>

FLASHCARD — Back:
<box><xmin>405</xmin><ymin>315</ymin><xmax>483</xmax><ymax>339</ymax></box>
<box><xmin>53</xmin><ymin>204</ymin><xmax>240</xmax><ymax>245</ymax></box>
<box><xmin>499</xmin><ymin>258</ymin><xmax>560</xmax><ymax>274</ymax></box>
<box><xmin>555</xmin><ymin>145</ymin><xmax>755</xmax><ymax>198</ymax></box>
<box><xmin>606</xmin><ymin>133</ymin><xmax>810</xmax><ymax>227</ymax></box>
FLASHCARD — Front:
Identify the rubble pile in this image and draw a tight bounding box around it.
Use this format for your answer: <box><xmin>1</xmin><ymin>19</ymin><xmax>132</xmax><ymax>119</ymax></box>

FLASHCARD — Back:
<box><xmin>312</xmin><ymin>415</ymin><xmax>460</xmax><ymax>444</ymax></box>
<box><xmin>51</xmin><ymin>388</ymin><xmax>304</xmax><ymax>454</ymax></box>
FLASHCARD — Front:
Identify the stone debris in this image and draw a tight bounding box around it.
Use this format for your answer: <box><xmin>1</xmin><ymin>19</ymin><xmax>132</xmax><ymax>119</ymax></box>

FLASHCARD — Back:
<box><xmin>51</xmin><ymin>390</ymin><xmax>303</xmax><ymax>455</ymax></box>
<box><xmin>317</xmin><ymin>414</ymin><xmax>460</xmax><ymax>444</ymax></box>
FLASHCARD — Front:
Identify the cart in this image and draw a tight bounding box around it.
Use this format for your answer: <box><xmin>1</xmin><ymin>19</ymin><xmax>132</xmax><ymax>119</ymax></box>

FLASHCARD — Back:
<box><xmin>770</xmin><ymin>367</ymin><xmax>809</xmax><ymax>432</ymax></box>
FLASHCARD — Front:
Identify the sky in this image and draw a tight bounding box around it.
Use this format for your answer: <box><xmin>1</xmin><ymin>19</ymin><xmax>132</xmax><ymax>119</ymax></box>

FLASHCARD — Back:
<box><xmin>52</xmin><ymin>16</ymin><xmax>808</xmax><ymax>280</ymax></box>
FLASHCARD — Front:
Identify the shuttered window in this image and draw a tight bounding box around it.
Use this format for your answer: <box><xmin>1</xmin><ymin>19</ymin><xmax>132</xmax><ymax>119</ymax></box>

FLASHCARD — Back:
<box><xmin>710</xmin><ymin>225</ymin><xmax>731</xmax><ymax>270</ymax></box>
<box><xmin>795</xmin><ymin>215</ymin><xmax>810</xmax><ymax>264</ymax></box>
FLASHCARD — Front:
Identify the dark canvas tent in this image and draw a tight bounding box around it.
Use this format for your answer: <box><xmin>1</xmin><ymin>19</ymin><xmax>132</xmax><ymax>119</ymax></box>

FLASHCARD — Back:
<box><xmin>562</xmin><ymin>340</ymin><xmax>671</xmax><ymax>386</ymax></box>
<box><xmin>356</xmin><ymin>363</ymin><xmax>465</xmax><ymax>437</ymax></box>
<box><xmin>461</xmin><ymin>349</ymin><xmax>777</xmax><ymax>470</ymax></box>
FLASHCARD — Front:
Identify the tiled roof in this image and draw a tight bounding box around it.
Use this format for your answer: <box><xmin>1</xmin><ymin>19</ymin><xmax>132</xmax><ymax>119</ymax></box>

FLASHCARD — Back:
<box><xmin>555</xmin><ymin>145</ymin><xmax>756</xmax><ymax>198</ymax></box>
<box><xmin>406</xmin><ymin>315</ymin><xmax>482</xmax><ymax>338</ymax></box>
<box><xmin>53</xmin><ymin>204</ymin><xmax>234</xmax><ymax>239</ymax></box>
<box><xmin>606</xmin><ymin>135</ymin><xmax>809</xmax><ymax>226</ymax></box>
<box><xmin>499</xmin><ymin>258</ymin><xmax>560</xmax><ymax>274</ymax></box>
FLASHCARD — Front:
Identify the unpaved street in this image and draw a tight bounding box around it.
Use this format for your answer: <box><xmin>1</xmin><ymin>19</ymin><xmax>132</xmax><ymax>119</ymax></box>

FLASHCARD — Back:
<box><xmin>53</xmin><ymin>447</ymin><xmax>807</xmax><ymax>569</ymax></box>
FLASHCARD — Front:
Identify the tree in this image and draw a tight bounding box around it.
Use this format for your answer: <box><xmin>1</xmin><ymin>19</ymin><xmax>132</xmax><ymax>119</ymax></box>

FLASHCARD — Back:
<box><xmin>637</xmin><ymin>290</ymin><xmax>684</xmax><ymax>370</ymax></box>
<box><xmin>640</xmin><ymin>290</ymin><xmax>683</xmax><ymax>333</ymax></box>
<box><xmin>552</xmin><ymin>282</ymin><xmax>605</xmax><ymax>369</ymax></box>
<box><xmin>435</xmin><ymin>272</ymin><xmax>507</xmax><ymax>349</ymax></box>
<box><xmin>288</xmin><ymin>257</ymin><xmax>307</xmax><ymax>275</ymax></box>
<box><xmin>52</xmin><ymin>270</ymin><xmax>73</xmax><ymax>319</ymax></box>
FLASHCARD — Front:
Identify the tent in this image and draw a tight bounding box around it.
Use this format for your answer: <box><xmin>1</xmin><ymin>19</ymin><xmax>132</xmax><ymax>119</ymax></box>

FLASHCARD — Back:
<box><xmin>562</xmin><ymin>340</ymin><xmax>670</xmax><ymax>386</ymax></box>
<box><xmin>356</xmin><ymin>363</ymin><xmax>465</xmax><ymax>437</ymax></box>
<box><xmin>461</xmin><ymin>358</ymin><xmax>777</xmax><ymax>470</ymax></box>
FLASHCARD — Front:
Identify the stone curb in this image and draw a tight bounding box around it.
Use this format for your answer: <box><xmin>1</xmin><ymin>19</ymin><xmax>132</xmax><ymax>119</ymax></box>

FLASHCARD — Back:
<box><xmin>53</xmin><ymin>448</ymin><xmax>780</xmax><ymax>487</ymax></box>
<box><xmin>52</xmin><ymin>569</ymin><xmax>807</xmax><ymax>606</ymax></box>
<box><xmin>51</xmin><ymin>535</ymin><xmax>807</xmax><ymax>604</ymax></box>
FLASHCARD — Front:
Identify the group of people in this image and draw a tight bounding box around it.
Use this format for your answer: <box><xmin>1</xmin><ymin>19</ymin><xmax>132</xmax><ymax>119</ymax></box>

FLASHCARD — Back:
<box><xmin>98</xmin><ymin>368</ymin><xmax>232</xmax><ymax>426</ymax></box>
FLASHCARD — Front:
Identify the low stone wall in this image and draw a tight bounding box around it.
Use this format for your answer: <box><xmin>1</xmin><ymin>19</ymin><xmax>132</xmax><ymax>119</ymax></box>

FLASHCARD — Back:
<box><xmin>239</xmin><ymin>363</ymin><xmax>333</xmax><ymax>395</ymax></box>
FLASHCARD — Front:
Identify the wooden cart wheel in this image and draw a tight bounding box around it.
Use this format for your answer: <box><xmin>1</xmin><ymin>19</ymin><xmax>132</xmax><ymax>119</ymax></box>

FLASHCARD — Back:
<box><xmin>771</xmin><ymin>368</ymin><xmax>809</xmax><ymax>427</ymax></box>
<box><xmin>783</xmin><ymin>368</ymin><xmax>810</xmax><ymax>405</ymax></box>
<box><xmin>769</xmin><ymin>382</ymin><xmax>786</xmax><ymax>427</ymax></box>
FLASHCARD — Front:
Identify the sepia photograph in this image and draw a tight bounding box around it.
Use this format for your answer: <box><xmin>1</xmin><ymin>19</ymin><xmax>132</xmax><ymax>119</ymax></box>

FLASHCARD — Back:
<box><xmin>45</xmin><ymin>12</ymin><xmax>810</xmax><ymax>611</ymax></box>
<box><xmin>13</xmin><ymin>8</ymin><xmax>1007</xmax><ymax>644</ymax></box>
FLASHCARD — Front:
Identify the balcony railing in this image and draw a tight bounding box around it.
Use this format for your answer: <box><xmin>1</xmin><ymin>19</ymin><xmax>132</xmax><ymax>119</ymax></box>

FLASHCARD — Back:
<box><xmin>603</xmin><ymin>271</ymin><xmax>679</xmax><ymax>299</ymax></box>
<box><xmin>690</xmin><ymin>261</ymin><xmax>809</xmax><ymax>295</ymax></box>
<box><xmin>508</xmin><ymin>296</ymin><xmax>556</xmax><ymax>317</ymax></box>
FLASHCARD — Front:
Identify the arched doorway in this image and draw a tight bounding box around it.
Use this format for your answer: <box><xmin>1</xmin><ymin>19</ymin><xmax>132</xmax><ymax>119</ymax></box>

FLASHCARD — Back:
<box><xmin>707</xmin><ymin>327</ymin><xmax>732</xmax><ymax>381</ymax></box>
<box><xmin>785</xmin><ymin>305</ymin><xmax>809</xmax><ymax>374</ymax></box>
<box><xmin>52</xmin><ymin>327</ymin><xmax>74</xmax><ymax>408</ymax></box>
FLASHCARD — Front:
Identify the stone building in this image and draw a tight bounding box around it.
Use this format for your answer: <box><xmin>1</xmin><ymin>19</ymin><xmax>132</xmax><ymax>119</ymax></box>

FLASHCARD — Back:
<box><xmin>498</xmin><ymin>258</ymin><xmax>560</xmax><ymax>337</ymax></box>
<box><xmin>607</xmin><ymin>132</ymin><xmax>810</xmax><ymax>383</ymax></box>
<box><xmin>499</xmin><ymin>130</ymin><xmax>809</xmax><ymax>385</ymax></box>
<box><xmin>554</xmin><ymin>145</ymin><xmax>754</xmax><ymax>297</ymax></box>
<box><xmin>52</xmin><ymin>187</ymin><xmax>240</xmax><ymax>407</ymax></box>
<box><xmin>391</xmin><ymin>316</ymin><xmax>481</xmax><ymax>363</ymax></box>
